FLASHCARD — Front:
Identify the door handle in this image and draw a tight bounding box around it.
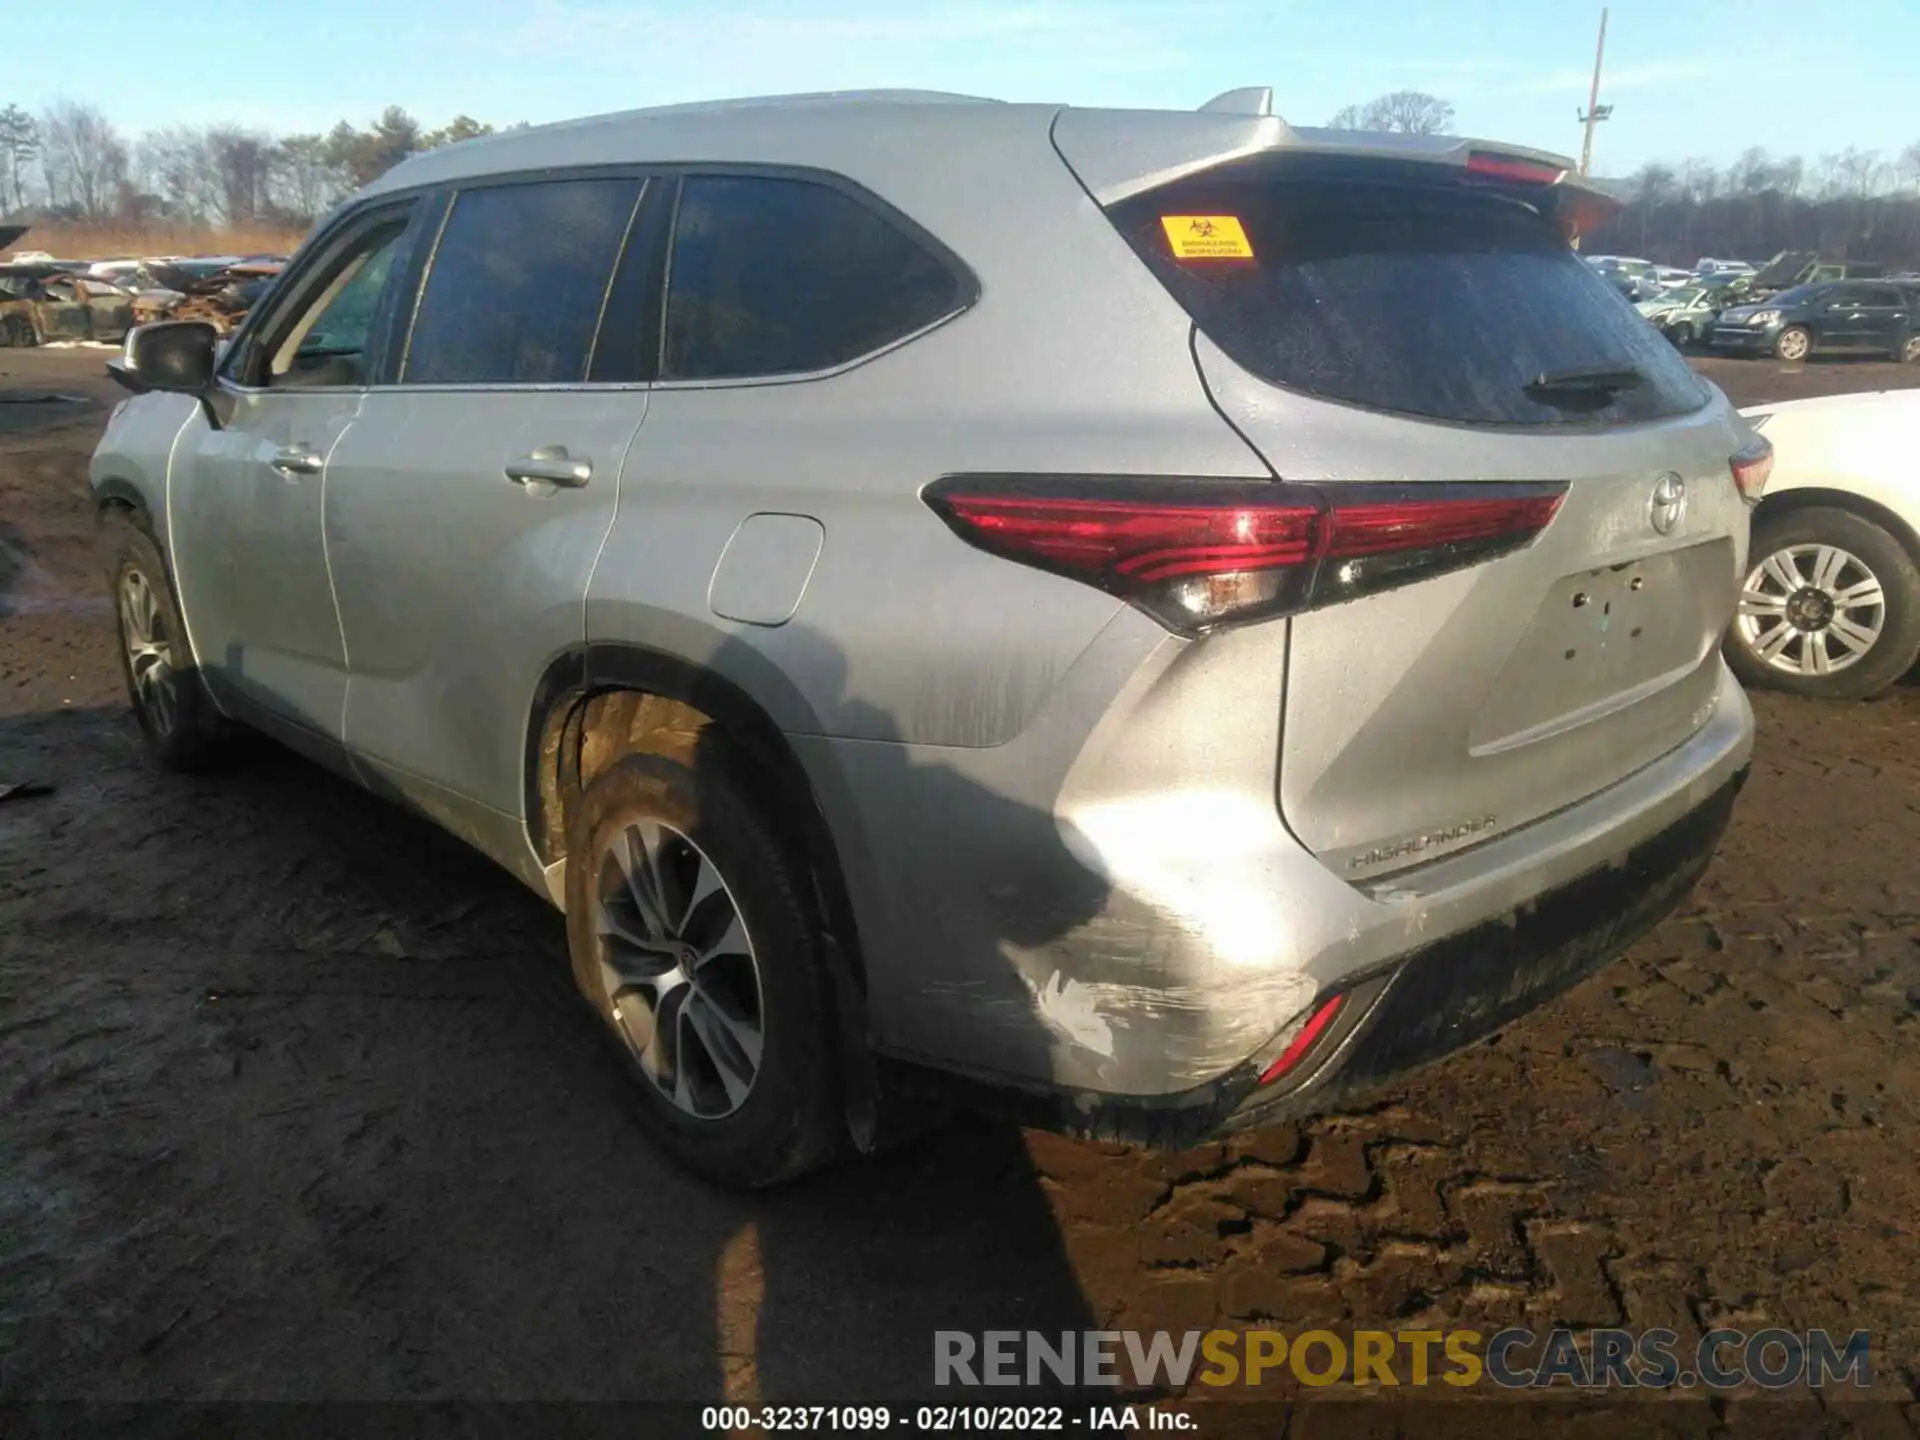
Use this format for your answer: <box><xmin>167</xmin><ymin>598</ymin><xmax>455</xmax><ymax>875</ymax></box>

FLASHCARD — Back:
<box><xmin>504</xmin><ymin>446</ymin><xmax>591</xmax><ymax>490</ymax></box>
<box><xmin>269</xmin><ymin>444</ymin><xmax>324</xmax><ymax>476</ymax></box>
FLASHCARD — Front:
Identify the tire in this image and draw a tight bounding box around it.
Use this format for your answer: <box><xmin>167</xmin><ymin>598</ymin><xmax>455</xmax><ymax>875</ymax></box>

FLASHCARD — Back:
<box><xmin>1669</xmin><ymin>321</ymin><xmax>1696</xmax><ymax>349</ymax></box>
<box><xmin>104</xmin><ymin>513</ymin><xmax>236</xmax><ymax>770</ymax></box>
<box><xmin>1898</xmin><ymin>333</ymin><xmax>1920</xmax><ymax>365</ymax></box>
<box><xmin>1</xmin><ymin>311</ymin><xmax>38</xmax><ymax>347</ymax></box>
<box><xmin>1726</xmin><ymin>506</ymin><xmax>1920</xmax><ymax>700</ymax></box>
<box><xmin>564</xmin><ymin>748</ymin><xmax>843</xmax><ymax>1188</ymax></box>
<box><xmin>1774</xmin><ymin>326</ymin><xmax>1813</xmax><ymax>362</ymax></box>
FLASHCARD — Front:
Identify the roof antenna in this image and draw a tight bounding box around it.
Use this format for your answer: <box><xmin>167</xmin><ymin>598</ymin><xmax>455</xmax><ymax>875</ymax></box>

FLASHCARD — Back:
<box><xmin>1198</xmin><ymin>87</ymin><xmax>1274</xmax><ymax>117</ymax></box>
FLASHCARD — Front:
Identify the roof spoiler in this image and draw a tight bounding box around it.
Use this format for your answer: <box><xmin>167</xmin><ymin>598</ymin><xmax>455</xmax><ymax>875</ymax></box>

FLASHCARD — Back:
<box><xmin>1198</xmin><ymin>87</ymin><xmax>1274</xmax><ymax>118</ymax></box>
<box><xmin>1054</xmin><ymin>114</ymin><xmax>1620</xmax><ymax>238</ymax></box>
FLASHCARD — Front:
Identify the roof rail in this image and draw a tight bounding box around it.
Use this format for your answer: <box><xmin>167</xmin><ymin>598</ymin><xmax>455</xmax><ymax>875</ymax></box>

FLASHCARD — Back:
<box><xmin>1198</xmin><ymin>87</ymin><xmax>1274</xmax><ymax>117</ymax></box>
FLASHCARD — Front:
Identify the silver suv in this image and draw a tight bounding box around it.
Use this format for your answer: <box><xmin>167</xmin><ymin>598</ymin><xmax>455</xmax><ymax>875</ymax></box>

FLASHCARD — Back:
<box><xmin>93</xmin><ymin>89</ymin><xmax>1761</xmax><ymax>1187</ymax></box>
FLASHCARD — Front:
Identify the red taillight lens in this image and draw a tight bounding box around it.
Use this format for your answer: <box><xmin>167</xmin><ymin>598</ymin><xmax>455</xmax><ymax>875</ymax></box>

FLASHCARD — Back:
<box><xmin>1730</xmin><ymin>438</ymin><xmax>1773</xmax><ymax>503</ymax></box>
<box><xmin>924</xmin><ymin>476</ymin><xmax>1566</xmax><ymax>633</ymax></box>
<box><xmin>1258</xmin><ymin>992</ymin><xmax>1347</xmax><ymax>1086</ymax></box>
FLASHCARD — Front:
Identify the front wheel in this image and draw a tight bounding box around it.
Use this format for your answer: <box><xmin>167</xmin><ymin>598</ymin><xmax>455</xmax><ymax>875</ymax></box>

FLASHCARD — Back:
<box><xmin>104</xmin><ymin>515</ymin><xmax>235</xmax><ymax>770</ymax></box>
<box><xmin>563</xmin><ymin>747</ymin><xmax>843</xmax><ymax>1188</ymax></box>
<box><xmin>1667</xmin><ymin>321</ymin><xmax>1696</xmax><ymax>349</ymax></box>
<box><xmin>1774</xmin><ymin>326</ymin><xmax>1813</xmax><ymax>362</ymax></box>
<box><xmin>1897</xmin><ymin>333</ymin><xmax>1920</xmax><ymax>365</ymax></box>
<box><xmin>1726</xmin><ymin>507</ymin><xmax>1920</xmax><ymax>700</ymax></box>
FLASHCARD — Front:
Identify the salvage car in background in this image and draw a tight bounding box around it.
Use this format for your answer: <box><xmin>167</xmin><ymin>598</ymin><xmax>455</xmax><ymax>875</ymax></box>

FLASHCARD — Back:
<box><xmin>1637</xmin><ymin>284</ymin><xmax>1727</xmax><ymax>348</ymax></box>
<box><xmin>1729</xmin><ymin>391</ymin><xmax>1920</xmax><ymax>699</ymax></box>
<box><xmin>0</xmin><ymin>265</ymin><xmax>135</xmax><ymax>346</ymax></box>
<box><xmin>130</xmin><ymin>259</ymin><xmax>285</xmax><ymax>334</ymax></box>
<box><xmin>1713</xmin><ymin>281</ymin><xmax>1920</xmax><ymax>363</ymax></box>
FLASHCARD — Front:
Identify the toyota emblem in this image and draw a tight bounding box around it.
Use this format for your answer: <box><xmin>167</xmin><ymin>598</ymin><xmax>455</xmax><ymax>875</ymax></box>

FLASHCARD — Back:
<box><xmin>1649</xmin><ymin>473</ymin><xmax>1688</xmax><ymax>536</ymax></box>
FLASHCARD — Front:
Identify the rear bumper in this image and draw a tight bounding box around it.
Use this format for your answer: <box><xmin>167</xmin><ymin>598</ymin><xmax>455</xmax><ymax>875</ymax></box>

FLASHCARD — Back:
<box><xmin>880</xmin><ymin>761</ymin><xmax>1747</xmax><ymax>1147</ymax></box>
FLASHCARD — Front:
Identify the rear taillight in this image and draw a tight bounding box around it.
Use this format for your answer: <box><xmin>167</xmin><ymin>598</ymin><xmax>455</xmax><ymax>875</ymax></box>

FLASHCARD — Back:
<box><xmin>1730</xmin><ymin>438</ymin><xmax>1773</xmax><ymax>503</ymax></box>
<box><xmin>923</xmin><ymin>475</ymin><xmax>1566</xmax><ymax>633</ymax></box>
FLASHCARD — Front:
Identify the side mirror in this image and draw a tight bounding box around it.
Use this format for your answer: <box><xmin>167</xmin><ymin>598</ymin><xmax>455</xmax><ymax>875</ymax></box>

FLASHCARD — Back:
<box><xmin>113</xmin><ymin>320</ymin><xmax>220</xmax><ymax>396</ymax></box>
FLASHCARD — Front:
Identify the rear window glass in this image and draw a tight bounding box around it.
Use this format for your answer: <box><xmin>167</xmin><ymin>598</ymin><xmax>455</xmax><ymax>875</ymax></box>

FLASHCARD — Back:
<box><xmin>1108</xmin><ymin>173</ymin><xmax>1709</xmax><ymax>427</ymax></box>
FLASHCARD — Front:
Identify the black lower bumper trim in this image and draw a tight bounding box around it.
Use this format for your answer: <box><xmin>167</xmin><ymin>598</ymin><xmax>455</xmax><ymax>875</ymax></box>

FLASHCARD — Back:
<box><xmin>875</xmin><ymin>767</ymin><xmax>1748</xmax><ymax>1149</ymax></box>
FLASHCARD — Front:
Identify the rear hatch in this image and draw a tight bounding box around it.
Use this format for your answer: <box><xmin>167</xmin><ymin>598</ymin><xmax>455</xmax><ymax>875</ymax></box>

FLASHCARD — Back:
<box><xmin>1055</xmin><ymin>121</ymin><xmax>1752</xmax><ymax>876</ymax></box>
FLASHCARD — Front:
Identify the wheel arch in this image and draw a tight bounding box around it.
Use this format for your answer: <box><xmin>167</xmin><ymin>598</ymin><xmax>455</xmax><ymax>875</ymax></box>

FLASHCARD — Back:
<box><xmin>525</xmin><ymin>641</ymin><xmax>880</xmax><ymax>1146</ymax></box>
<box><xmin>1755</xmin><ymin>486</ymin><xmax>1920</xmax><ymax>567</ymax></box>
<box><xmin>93</xmin><ymin>478</ymin><xmax>156</xmax><ymax>537</ymax></box>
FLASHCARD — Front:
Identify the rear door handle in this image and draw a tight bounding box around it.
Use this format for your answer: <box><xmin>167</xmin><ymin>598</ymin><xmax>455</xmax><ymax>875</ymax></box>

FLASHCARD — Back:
<box><xmin>269</xmin><ymin>444</ymin><xmax>324</xmax><ymax>476</ymax></box>
<box><xmin>504</xmin><ymin>446</ymin><xmax>591</xmax><ymax>489</ymax></box>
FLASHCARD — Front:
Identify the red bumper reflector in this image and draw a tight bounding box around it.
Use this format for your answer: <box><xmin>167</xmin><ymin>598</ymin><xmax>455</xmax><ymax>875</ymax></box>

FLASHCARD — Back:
<box><xmin>1258</xmin><ymin>992</ymin><xmax>1347</xmax><ymax>1086</ymax></box>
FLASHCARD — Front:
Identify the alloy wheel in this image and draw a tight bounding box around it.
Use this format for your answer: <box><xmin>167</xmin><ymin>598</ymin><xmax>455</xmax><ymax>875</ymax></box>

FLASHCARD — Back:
<box><xmin>594</xmin><ymin>818</ymin><xmax>765</xmax><ymax>1120</ymax></box>
<box><xmin>119</xmin><ymin>568</ymin><xmax>179</xmax><ymax>736</ymax></box>
<box><xmin>1777</xmin><ymin>329</ymin><xmax>1810</xmax><ymax>361</ymax></box>
<box><xmin>1736</xmin><ymin>543</ymin><xmax>1887</xmax><ymax>678</ymax></box>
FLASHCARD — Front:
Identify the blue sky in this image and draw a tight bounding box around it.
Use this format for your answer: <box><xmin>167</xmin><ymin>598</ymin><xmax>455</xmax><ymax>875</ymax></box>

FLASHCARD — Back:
<box><xmin>11</xmin><ymin>0</ymin><xmax>1918</xmax><ymax>177</ymax></box>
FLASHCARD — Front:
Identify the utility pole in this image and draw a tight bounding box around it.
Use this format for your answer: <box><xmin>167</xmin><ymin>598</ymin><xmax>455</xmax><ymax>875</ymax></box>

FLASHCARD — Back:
<box><xmin>1577</xmin><ymin>7</ymin><xmax>1613</xmax><ymax>178</ymax></box>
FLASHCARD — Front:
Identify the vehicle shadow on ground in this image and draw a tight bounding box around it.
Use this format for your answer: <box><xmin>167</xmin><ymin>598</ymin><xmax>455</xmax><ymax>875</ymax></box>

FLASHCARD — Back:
<box><xmin>0</xmin><ymin>650</ymin><xmax>1115</xmax><ymax>1405</ymax></box>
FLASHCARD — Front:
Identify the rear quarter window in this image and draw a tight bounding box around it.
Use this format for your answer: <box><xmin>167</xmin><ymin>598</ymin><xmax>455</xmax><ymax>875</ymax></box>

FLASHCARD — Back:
<box><xmin>1108</xmin><ymin>172</ymin><xmax>1709</xmax><ymax>427</ymax></box>
<box><xmin>661</xmin><ymin>175</ymin><xmax>967</xmax><ymax>381</ymax></box>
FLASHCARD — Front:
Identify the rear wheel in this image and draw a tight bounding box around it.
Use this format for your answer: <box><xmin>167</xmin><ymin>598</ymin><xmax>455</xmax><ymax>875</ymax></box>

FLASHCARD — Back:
<box><xmin>1666</xmin><ymin>321</ymin><xmax>1695</xmax><ymax>348</ymax></box>
<box><xmin>564</xmin><ymin>748</ymin><xmax>843</xmax><ymax>1188</ymax></box>
<box><xmin>105</xmin><ymin>515</ymin><xmax>235</xmax><ymax>770</ymax></box>
<box><xmin>1726</xmin><ymin>507</ymin><xmax>1920</xmax><ymax>700</ymax></box>
<box><xmin>1774</xmin><ymin>326</ymin><xmax>1812</xmax><ymax>362</ymax></box>
<box><xmin>1</xmin><ymin>312</ymin><xmax>38</xmax><ymax>347</ymax></box>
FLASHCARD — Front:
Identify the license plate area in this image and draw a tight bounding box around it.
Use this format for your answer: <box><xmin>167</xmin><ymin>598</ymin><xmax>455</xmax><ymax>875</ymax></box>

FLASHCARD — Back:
<box><xmin>1469</xmin><ymin>539</ymin><xmax>1731</xmax><ymax>754</ymax></box>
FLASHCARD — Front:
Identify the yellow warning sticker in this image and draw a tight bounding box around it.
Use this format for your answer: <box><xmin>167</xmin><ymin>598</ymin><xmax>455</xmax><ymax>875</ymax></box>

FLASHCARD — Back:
<box><xmin>1161</xmin><ymin>215</ymin><xmax>1255</xmax><ymax>260</ymax></box>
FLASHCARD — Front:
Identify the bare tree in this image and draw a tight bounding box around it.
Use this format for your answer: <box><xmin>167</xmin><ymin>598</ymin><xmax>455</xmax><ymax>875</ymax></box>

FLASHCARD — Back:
<box><xmin>1727</xmin><ymin>146</ymin><xmax>1772</xmax><ymax>195</ymax></box>
<box><xmin>1325</xmin><ymin>91</ymin><xmax>1455</xmax><ymax>135</ymax></box>
<box><xmin>207</xmin><ymin>126</ymin><xmax>274</xmax><ymax>225</ymax></box>
<box><xmin>1677</xmin><ymin>158</ymin><xmax>1719</xmax><ymax>204</ymax></box>
<box><xmin>135</xmin><ymin>126</ymin><xmax>218</xmax><ymax>222</ymax></box>
<box><xmin>0</xmin><ymin>104</ymin><xmax>36</xmax><ymax>213</ymax></box>
<box><xmin>39</xmin><ymin>99</ymin><xmax>128</xmax><ymax>219</ymax></box>
<box><xmin>1361</xmin><ymin>90</ymin><xmax>1455</xmax><ymax>135</ymax></box>
<box><xmin>272</xmin><ymin>134</ymin><xmax>346</xmax><ymax>222</ymax></box>
<box><xmin>1631</xmin><ymin>161</ymin><xmax>1676</xmax><ymax>252</ymax></box>
<box><xmin>1901</xmin><ymin>140</ymin><xmax>1920</xmax><ymax>193</ymax></box>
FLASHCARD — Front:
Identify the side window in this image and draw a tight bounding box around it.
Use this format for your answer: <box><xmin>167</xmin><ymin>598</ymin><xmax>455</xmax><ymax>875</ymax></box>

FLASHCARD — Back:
<box><xmin>254</xmin><ymin>217</ymin><xmax>411</xmax><ymax>390</ymax></box>
<box><xmin>1860</xmin><ymin>285</ymin><xmax>1901</xmax><ymax>307</ymax></box>
<box><xmin>661</xmin><ymin>175</ymin><xmax>966</xmax><ymax>381</ymax></box>
<box><xmin>402</xmin><ymin>177</ymin><xmax>643</xmax><ymax>386</ymax></box>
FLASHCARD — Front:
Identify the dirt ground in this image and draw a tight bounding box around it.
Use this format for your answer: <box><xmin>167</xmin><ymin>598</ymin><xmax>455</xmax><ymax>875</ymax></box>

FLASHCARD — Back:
<box><xmin>2</xmin><ymin>346</ymin><xmax>1917</xmax><ymax>1424</ymax></box>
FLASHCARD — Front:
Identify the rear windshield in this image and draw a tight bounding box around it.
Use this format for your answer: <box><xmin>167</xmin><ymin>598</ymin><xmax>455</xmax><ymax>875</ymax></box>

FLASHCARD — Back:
<box><xmin>1108</xmin><ymin>170</ymin><xmax>1709</xmax><ymax>427</ymax></box>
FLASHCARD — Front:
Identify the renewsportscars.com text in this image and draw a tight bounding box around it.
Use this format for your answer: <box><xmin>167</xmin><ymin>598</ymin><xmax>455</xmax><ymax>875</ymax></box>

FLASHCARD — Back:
<box><xmin>934</xmin><ymin>1327</ymin><xmax>1873</xmax><ymax>1390</ymax></box>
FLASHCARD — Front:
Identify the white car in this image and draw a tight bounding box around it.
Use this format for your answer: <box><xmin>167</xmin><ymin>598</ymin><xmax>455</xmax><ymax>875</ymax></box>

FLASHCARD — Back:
<box><xmin>1730</xmin><ymin>390</ymin><xmax>1920</xmax><ymax>698</ymax></box>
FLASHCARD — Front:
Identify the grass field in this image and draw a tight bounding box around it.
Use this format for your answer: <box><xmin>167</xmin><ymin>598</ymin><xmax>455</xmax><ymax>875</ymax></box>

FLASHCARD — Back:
<box><xmin>1</xmin><ymin>221</ymin><xmax>308</xmax><ymax>261</ymax></box>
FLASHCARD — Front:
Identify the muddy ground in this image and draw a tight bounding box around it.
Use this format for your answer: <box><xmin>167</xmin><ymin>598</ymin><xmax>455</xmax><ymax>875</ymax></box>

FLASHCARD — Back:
<box><xmin>1</xmin><ymin>347</ymin><xmax>1917</xmax><ymax>1426</ymax></box>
